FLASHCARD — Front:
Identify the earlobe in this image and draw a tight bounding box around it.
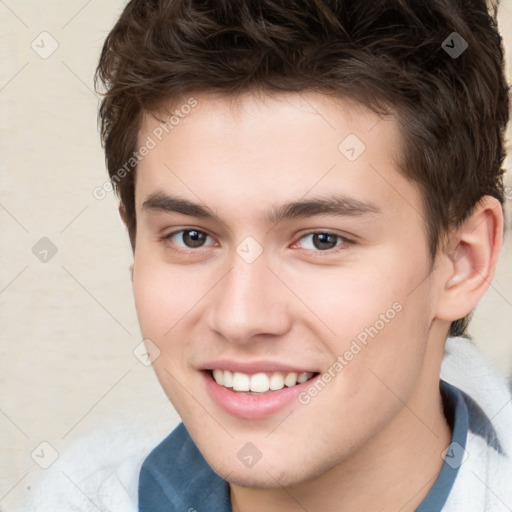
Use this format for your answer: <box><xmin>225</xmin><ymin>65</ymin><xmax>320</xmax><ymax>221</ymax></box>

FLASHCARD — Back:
<box><xmin>436</xmin><ymin>196</ymin><xmax>503</xmax><ymax>321</ymax></box>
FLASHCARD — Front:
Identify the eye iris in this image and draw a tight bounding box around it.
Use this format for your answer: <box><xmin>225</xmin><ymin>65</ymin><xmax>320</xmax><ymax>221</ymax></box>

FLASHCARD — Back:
<box><xmin>183</xmin><ymin>230</ymin><xmax>206</xmax><ymax>248</ymax></box>
<box><xmin>313</xmin><ymin>233</ymin><xmax>337</xmax><ymax>250</ymax></box>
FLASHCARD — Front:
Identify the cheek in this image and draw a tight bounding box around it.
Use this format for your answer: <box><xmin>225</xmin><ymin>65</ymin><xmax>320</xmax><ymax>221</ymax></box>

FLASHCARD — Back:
<box><xmin>131</xmin><ymin>256</ymin><xmax>199</xmax><ymax>402</ymax></box>
<box><xmin>292</xmin><ymin>255</ymin><xmax>433</xmax><ymax>380</ymax></box>
<box><xmin>132</xmin><ymin>263</ymin><xmax>167</xmax><ymax>337</ymax></box>
<box><xmin>132</xmin><ymin>251</ymin><xmax>206</xmax><ymax>338</ymax></box>
<box><xmin>290</xmin><ymin>263</ymin><xmax>404</xmax><ymax>341</ymax></box>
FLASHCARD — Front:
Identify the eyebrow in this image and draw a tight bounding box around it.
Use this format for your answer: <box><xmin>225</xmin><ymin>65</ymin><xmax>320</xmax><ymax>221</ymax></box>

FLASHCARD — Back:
<box><xmin>141</xmin><ymin>191</ymin><xmax>381</xmax><ymax>225</ymax></box>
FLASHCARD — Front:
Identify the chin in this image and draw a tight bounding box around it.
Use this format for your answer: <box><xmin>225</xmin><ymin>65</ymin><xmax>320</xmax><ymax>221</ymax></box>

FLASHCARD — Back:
<box><xmin>223</xmin><ymin>469</ymin><xmax>303</xmax><ymax>490</ymax></box>
<box><xmin>210</xmin><ymin>454</ymin><xmax>327</xmax><ymax>490</ymax></box>
<box><xmin>225</xmin><ymin>472</ymin><xmax>283</xmax><ymax>489</ymax></box>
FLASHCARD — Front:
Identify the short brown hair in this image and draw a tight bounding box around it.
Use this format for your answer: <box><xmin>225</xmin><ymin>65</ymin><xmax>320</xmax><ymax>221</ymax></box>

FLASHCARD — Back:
<box><xmin>95</xmin><ymin>0</ymin><xmax>510</xmax><ymax>337</ymax></box>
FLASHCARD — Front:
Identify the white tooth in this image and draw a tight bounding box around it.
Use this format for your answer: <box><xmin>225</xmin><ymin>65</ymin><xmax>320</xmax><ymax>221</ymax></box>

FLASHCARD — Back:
<box><xmin>223</xmin><ymin>370</ymin><xmax>234</xmax><ymax>388</ymax></box>
<box><xmin>284</xmin><ymin>372</ymin><xmax>298</xmax><ymax>387</ymax></box>
<box><xmin>233</xmin><ymin>372</ymin><xmax>250</xmax><ymax>391</ymax></box>
<box><xmin>297</xmin><ymin>372</ymin><xmax>311</xmax><ymax>384</ymax></box>
<box><xmin>269</xmin><ymin>373</ymin><xmax>285</xmax><ymax>390</ymax></box>
<box><xmin>213</xmin><ymin>369</ymin><xmax>224</xmax><ymax>385</ymax></box>
<box><xmin>250</xmin><ymin>373</ymin><xmax>270</xmax><ymax>393</ymax></box>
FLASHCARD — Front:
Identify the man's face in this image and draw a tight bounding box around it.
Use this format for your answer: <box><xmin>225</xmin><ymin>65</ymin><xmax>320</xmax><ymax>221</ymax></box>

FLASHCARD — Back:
<box><xmin>132</xmin><ymin>92</ymin><xmax>443</xmax><ymax>487</ymax></box>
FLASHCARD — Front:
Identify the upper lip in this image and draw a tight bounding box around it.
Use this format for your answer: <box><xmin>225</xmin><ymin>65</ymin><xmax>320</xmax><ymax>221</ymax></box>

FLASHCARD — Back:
<box><xmin>200</xmin><ymin>359</ymin><xmax>319</xmax><ymax>374</ymax></box>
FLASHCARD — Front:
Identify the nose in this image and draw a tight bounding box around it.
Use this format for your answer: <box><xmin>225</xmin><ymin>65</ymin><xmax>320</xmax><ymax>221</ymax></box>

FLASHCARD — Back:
<box><xmin>205</xmin><ymin>252</ymin><xmax>293</xmax><ymax>345</ymax></box>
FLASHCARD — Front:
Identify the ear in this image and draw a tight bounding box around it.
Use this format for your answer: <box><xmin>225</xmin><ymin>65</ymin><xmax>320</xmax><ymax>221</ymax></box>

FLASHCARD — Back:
<box><xmin>434</xmin><ymin>196</ymin><xmax>504</xmax><ymax>323</ymax></box>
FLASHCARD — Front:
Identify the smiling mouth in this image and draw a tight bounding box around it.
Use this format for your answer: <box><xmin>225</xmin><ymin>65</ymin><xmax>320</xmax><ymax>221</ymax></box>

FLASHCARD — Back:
<box><xmin>206</xmin><ymin>369</ymin><xmax>319</xmax><ymax>395</ymax></box>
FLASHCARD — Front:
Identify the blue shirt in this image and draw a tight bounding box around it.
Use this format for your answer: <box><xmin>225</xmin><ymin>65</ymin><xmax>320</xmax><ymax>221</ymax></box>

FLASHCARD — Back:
<box><xmin>139</xmin><ymin>380</ymin><xmax>494</xmax><ymax>511</ymax></box>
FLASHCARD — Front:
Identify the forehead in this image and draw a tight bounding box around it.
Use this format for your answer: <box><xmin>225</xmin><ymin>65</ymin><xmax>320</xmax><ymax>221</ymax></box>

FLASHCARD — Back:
<box><xmin>134</xmin><ymin>91</ymin><xmax>422</xmax><ymax>227</ymax></box>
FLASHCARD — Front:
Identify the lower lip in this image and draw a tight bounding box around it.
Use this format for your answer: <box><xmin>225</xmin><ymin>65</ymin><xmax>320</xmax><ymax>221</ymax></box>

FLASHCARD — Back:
<box><xmin>202</xmin><ymin>371</ymin><xmax>319</xmax><ymax>420</ymax></box>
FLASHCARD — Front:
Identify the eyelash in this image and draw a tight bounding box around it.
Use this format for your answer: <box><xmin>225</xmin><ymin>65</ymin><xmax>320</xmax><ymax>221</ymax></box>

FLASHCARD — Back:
<box><xmin>159</xmin><ymin>229</ymin><xmax>353</xmax><ymax>256</ymax></box>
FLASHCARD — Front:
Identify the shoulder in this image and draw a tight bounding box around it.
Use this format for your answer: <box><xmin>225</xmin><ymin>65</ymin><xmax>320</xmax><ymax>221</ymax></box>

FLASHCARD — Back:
<box><xmin>23</xmin><ymin>420</ymin><xmax>166</xmax><ymax>512</ymax></box>
<box><xmin>441</xmin><ymin>337</ymin><xmax>512</xmax><ymax>511</ymax></box>
<box><xmin>441</xmin><ymin>337</ymin><xmax>512</xmax><ymax>453</ymax></box>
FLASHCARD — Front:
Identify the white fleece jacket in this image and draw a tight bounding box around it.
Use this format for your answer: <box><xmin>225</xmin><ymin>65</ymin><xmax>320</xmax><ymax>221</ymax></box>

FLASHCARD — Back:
<box><xmin>23</xmin><ymin>337</ymin><xmax>512</xmax><ymax>512</ymax></box>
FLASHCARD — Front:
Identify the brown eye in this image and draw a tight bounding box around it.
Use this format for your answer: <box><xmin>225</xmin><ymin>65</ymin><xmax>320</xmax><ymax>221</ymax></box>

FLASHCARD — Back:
<box><xmin>312</xmin><ymin>233</ymin><xmax>338</xmax><ymax>250</ymax></box>
<box><xmin>181</xmin><ymin>230</ymin><xmax>207</xmax><ymax>248</ymax></box>
<box><xmin>297</xmin><ymin>232</ymin><xmax>344</xmax><ymax>251</ymax></box>
<box><xmin>165</xmin><ymin>229</ymin><xmax>213</xmax><ymax>249</ymax></box>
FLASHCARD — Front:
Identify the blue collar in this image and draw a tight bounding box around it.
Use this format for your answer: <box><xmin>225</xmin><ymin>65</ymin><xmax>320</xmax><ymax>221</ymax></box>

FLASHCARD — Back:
<box><xmin>415</xmin><ymin>380</ymin><xmax>469</xmax><ymax>511</ymax></box>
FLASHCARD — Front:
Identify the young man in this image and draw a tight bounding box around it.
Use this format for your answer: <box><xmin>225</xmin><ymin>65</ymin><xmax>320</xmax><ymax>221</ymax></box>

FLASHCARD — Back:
<box><xmin>27</xmin><ymin>0</ymin><xmax>512</xmax><ymax>511</ymax></box>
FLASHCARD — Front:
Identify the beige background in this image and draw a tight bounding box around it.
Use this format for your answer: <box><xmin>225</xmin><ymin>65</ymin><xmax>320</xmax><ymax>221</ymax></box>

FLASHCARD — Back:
<box><xmin>0</xmin><ymin>1</ymin><xmax>511</xmax><ymax>510</ymax></box>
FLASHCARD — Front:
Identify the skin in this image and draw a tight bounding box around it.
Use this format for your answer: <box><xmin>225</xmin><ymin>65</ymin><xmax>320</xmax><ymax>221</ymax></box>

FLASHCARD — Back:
<box><xmin>128</xmin><ymin>91</ymin><xmax>503</xmax><ymax>511</ymax></box>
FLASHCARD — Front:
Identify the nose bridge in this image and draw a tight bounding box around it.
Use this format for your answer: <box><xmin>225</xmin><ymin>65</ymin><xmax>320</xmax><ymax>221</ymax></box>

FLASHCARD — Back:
<box><xmin>206</xmin><ymin>251</ymin><xmax>291</xmax><ymax>343</ymax></box>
